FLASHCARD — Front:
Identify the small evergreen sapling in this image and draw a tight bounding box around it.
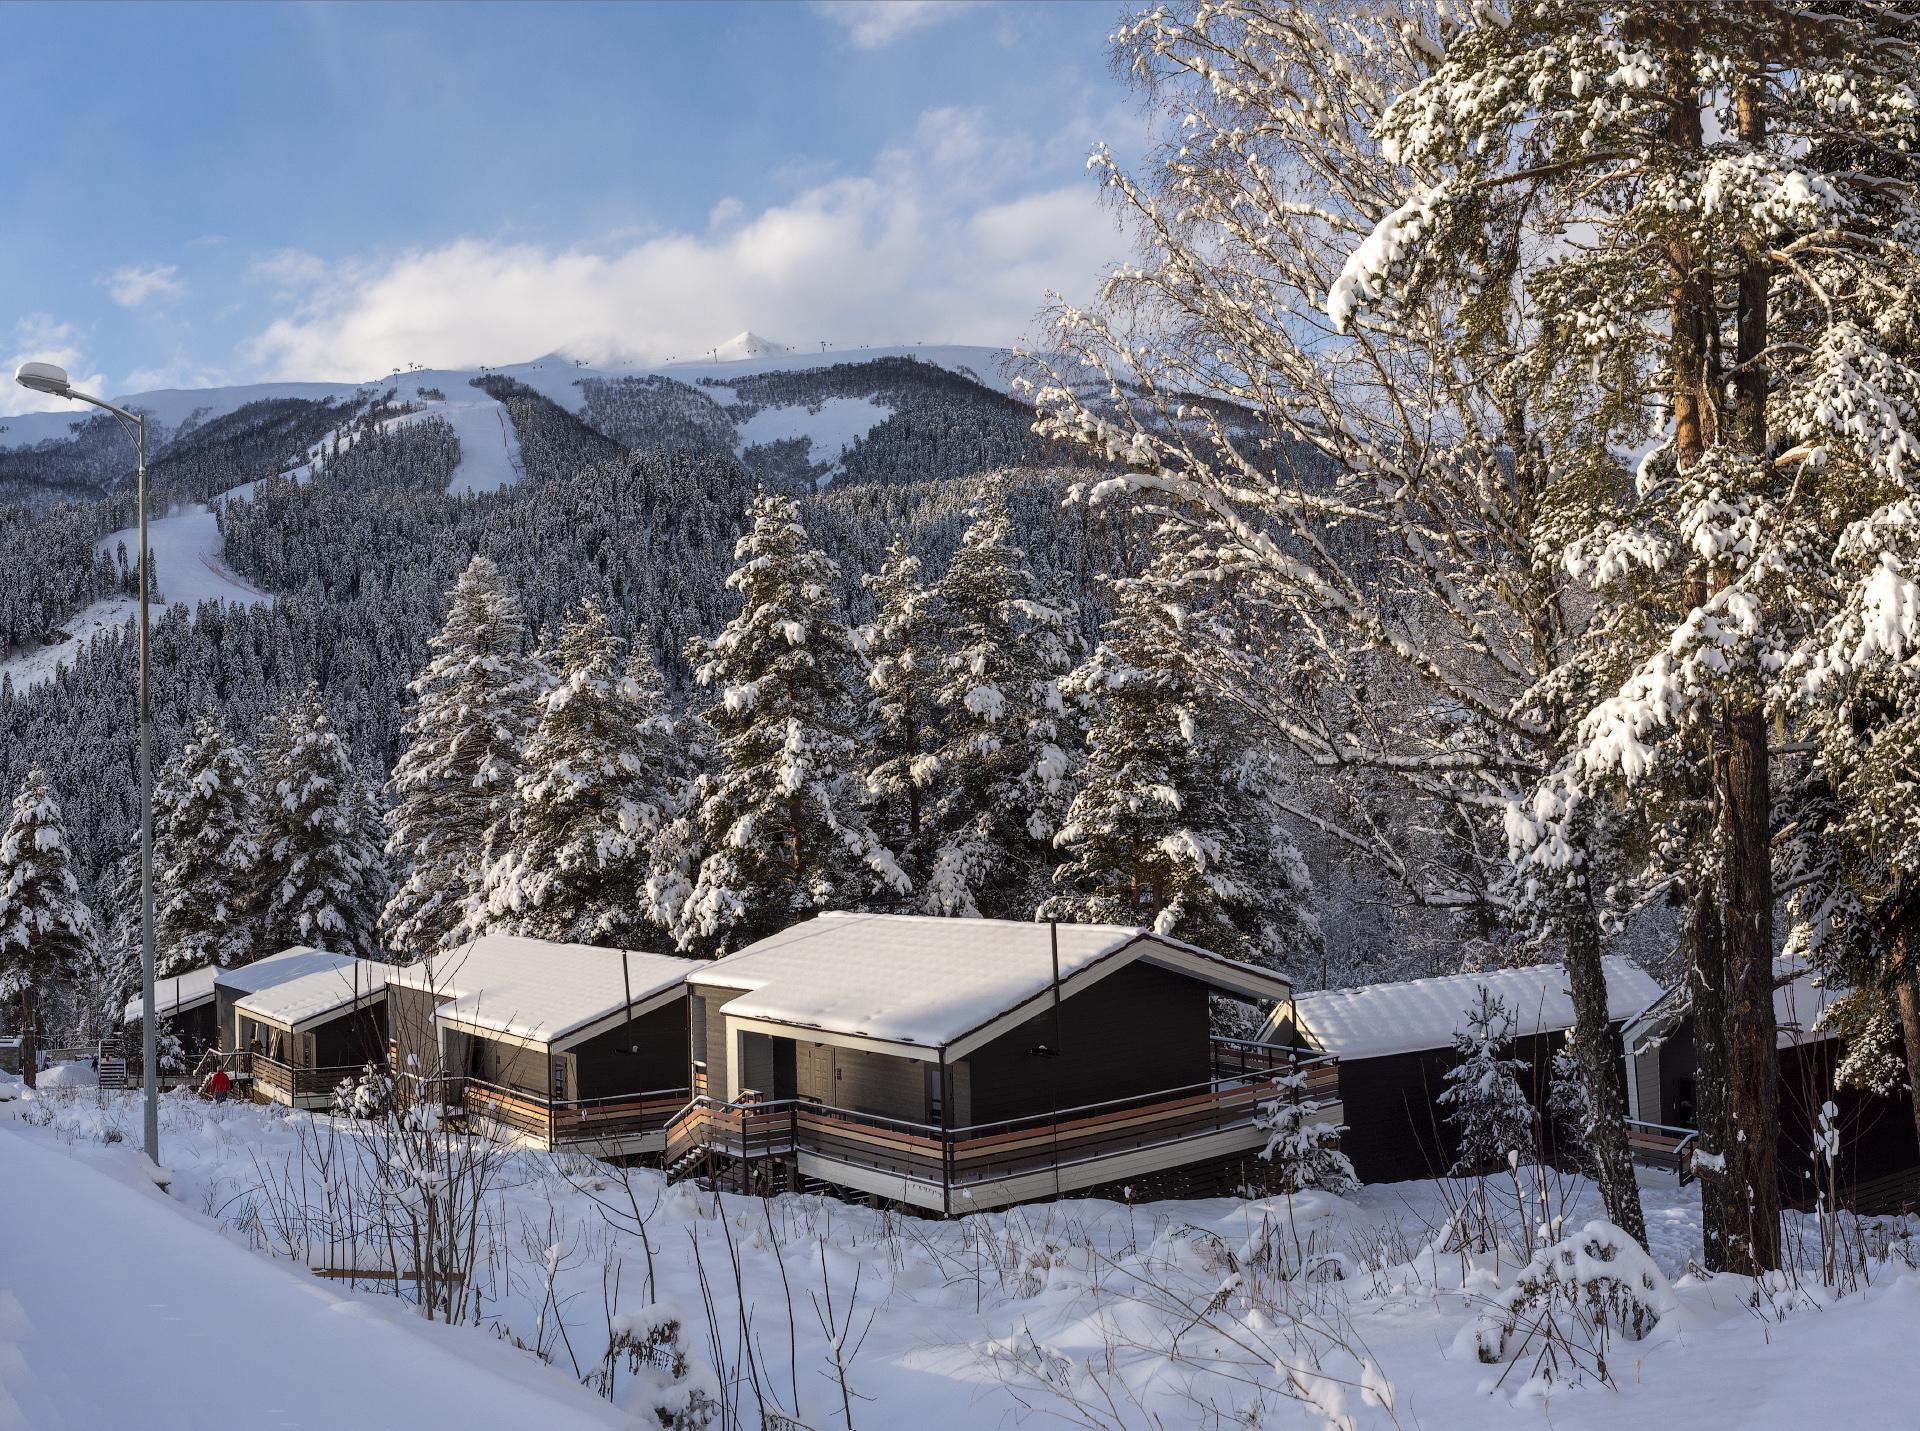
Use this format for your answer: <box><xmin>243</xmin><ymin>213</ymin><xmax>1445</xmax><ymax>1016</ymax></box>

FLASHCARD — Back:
<box><xmin>1256</xmin><ymin>1066</ymin><xmax>1357</xmax><ymax>1195</ymax></box>
<box><xmin>1439</xmin><ymin>989</ymin><xmax>1535</xmax><ymax>1175</ymax></box>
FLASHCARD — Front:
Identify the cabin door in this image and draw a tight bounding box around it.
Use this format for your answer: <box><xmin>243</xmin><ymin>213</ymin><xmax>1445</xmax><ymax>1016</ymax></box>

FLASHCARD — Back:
<box><xmin>806</xmin><ymin>1043</ymin><xmax>835</xmax><ymax>1104</ymax></box>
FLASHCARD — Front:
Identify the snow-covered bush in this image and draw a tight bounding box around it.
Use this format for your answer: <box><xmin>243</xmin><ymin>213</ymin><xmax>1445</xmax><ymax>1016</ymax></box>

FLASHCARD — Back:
<box><xmin>329</xmin><ymin>1062</ymin><xmax>394</xmax><ymax>1120</ymax></box>
<box><xmin>605</xmin><ymin>1302</ymin><xmax>719</xmax><ymax>1429</ymax></box>
<box><xmin>1438</xmin><ymin>989</ymin><xmax>1534</xmax><ymax>1174</ymax></box>
<box><xmin>1257</xmin><ymin>1068</ymin><xmax>1357</xmax><ymax>1195</ymax></box>
<box><xmin>1468</xmin><ymin>1220</ymin><xmax>1675</xmax><ymax>1386</ymax></box>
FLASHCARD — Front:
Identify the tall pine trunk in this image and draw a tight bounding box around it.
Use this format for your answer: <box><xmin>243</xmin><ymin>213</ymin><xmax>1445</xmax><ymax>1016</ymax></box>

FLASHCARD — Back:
<box><xmin>1892</xmin><ymin>912</ymin><xmax>1920</xmax><ymax>1160</ymax></box>
<box><xmin>1686</xmin><ymin>874</ymin><xmax>1735</xmax><ymax>1267</ymax></box>
<box><xmin>1717</xmin><ymin>77</ymin><xmax>1782</xmax><ymax>1275</ymax></box>
<box><xmin>19</xmin><ymin>985</ymin><xmax>36</xmax><ymax>1092</ymax></box>
<box><xmin>1565</xmin><ymin>891</ymin><xmax>1647</xmax><ymax>1248</ymax></box>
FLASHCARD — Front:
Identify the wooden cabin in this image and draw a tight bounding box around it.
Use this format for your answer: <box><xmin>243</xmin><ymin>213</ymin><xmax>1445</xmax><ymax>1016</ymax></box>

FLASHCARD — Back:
<box><xmin>386</xmin><ymin>934</ymin><xmax>699</xmax><ymax>1157</ymax></box>
<box><xmin>121</xmin><ymin>965</ymin><xmax>223</xmax><ymax>1078</ymax></box>
<box><xmin>231</xmin><ymin>960</ymin><xmax>395</xmax><ymax>1109</ymax></box>
<box><xmin>1258</xmin><ymin>958</ymin><xmax>1660</xmax><ymax>1185</ymax></box>
<box><xmin>1624</xmin><ymin>955</ymin><xmax>1920</xmax><ymax>1211</ymax></box>
<box><xmin>666</xmin><ymin>913</ymin><xmax>1337</xmax><ymax>1213</ymax></box>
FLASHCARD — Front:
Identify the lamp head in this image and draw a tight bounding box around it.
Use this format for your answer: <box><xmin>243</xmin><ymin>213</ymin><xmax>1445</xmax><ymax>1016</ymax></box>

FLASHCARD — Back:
<box><xmin>15</xmin><ymin>361</ymin><xmax>71</xmax><ymax>398</ymax></box>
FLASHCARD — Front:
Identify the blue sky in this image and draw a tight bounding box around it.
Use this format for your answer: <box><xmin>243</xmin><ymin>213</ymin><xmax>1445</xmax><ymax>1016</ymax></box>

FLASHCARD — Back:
<box><xmin>1</xmin><ymin>0</ymin><xmax>1143</xmax><ymax>407</ymax></box>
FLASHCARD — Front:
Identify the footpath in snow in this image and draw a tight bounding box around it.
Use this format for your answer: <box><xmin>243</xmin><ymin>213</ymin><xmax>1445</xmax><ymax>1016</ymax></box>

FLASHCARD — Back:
<box><xmin>0</xmin><ymin>1124</ymin><xmax>624</xmax><ymax>1431</ymax></box>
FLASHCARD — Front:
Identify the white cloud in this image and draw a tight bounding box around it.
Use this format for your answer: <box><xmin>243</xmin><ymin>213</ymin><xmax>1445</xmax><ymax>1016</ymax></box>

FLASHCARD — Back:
<box><xmin>4</xmin><ymin>315</ymin><xmax>109</xmax><ymax>412</ymax></box>
<box><xmin>241</xmin><ymin>108</ymin><xmax>1119</xmax><ymax>380</ymax></box>
<box><xmin>102</xmin><ymin>264</ymin><xmax>183</xmax><ymax>309</ymax></box>
<box><xmin>810</xmin><ymin>1</ymin><xmax>972</xmax><ymax>50</ymax></box>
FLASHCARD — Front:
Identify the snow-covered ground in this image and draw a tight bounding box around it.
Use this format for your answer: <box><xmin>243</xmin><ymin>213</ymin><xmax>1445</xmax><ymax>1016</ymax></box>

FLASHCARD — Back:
<box><xmin>9</xmin><ymin>1087</ymin><xmax>1920</xmax><ymax>1430</ymax></box>
<box><xmin>0</xmin><ymin>1119</ymin><xmax>624</xmax><ymax>1431</ymax></box>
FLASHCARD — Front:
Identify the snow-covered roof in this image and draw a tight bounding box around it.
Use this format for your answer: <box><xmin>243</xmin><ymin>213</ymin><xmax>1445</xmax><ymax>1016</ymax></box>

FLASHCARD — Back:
<box><xmin>389</xmin><ymin>934</ymin><xmax>699</xmax><ymax>1047</ymax></box>
<box><xmin>690</xmin><ymin>912</ymin><xmax>1293</xmax><ymax>1053</ymax></box>
<box><xmin>1275</xmin><ymin>957</ymin><xmax>1662</xmax><ymax>1061</ymax></box>
<box><xmin>234</xmin><ymin>961</ymin><xmax>396</xmax><ymax>1032</ymax></box>
<box><xmin>1626</xmin><ymin>954</ymin><xmax>1841</xmax><ymax>1051</ymax></box>
<box><xmin>214</xmin><ymin>947</ymin><xmax>360</xmax><ymax>997</ymax></box>
<box><xmin>124</xmin><ymin>963</ymin><xmax>219</xmax><ymax>1024</ymax></box>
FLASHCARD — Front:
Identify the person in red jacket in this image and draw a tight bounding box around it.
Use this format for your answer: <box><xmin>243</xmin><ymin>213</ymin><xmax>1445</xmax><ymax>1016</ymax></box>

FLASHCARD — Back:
<box><xmin>208</xmin><ymin>1068</ymin><xmax>232</xmax><ymax>1104</ymax></box>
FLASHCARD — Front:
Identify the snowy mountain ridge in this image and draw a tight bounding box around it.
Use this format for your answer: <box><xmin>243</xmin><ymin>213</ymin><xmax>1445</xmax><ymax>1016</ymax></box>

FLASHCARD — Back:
<box><xmin>0</xmin><ymin>340</ymin><xmax>1014</xmax><ymax>448</ymax></box>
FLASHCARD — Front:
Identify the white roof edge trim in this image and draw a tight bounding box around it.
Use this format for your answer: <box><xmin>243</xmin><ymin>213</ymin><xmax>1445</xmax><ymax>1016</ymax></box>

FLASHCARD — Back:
<box><xmin>551</xmin><ymin>985</ymin><xmax>687</xmax><ymax>1052</ymax></box>
<box><xmin>435</xmin><ymin>1011</ymin><xmax>549</xmax><ymax>1055</ymax></box>
<box><xmin>725</xmin><ymin>1014</ymin><xmax>940</xmax><ymax>1064</ymax></box>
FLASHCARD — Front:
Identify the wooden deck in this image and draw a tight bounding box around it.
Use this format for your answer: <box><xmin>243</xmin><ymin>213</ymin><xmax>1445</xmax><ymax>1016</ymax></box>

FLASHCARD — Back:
<box><xmin>664</xmin><ymin>1045</ymin><xmax>1343</xmax><ymax>1214</ymax></box>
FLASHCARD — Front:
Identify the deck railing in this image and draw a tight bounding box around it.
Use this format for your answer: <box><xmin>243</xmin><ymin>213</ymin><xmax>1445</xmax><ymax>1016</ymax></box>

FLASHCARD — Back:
<box><xmin>250</xmin><ymin>1054</ymin><xmax>371</xmax><ymax>1101</ymax></box>
<box><xmin>454</xmin><ymin>1076</ymin><xmax>690</xmax><ymax>1147</ymax></box>
<box><xmin>663</xmin><ymin>1045</ymin><xmax>1340</xmax><ymax>1207</ymax></box>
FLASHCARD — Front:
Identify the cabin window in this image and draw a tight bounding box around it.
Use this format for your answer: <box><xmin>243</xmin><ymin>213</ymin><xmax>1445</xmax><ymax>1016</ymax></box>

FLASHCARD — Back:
<box><xmin>927</xmin><ymin>1066</ymin><xmax>944</xmax><ymax>1125</ymax></box>
<box><xmin>690</xmin><ymin>995</ymin><xmax>708</xmax><ymax>1064</ymax></box>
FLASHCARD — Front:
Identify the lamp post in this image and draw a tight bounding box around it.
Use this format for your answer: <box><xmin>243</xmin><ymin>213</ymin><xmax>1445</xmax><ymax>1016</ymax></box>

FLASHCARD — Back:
<box><xmin>15</xmin><ymin>361</ymin><xmax>159</xmax><ymax>1166</ymax></box>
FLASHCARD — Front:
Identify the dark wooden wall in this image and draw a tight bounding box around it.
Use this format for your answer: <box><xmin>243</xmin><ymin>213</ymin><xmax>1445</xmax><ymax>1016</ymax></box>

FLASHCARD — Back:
<box><xmin>313</xmin><ymin>1003</ymin><xmax>388</xmax><ymax>1069</ymax></box>
<box><xmin>1334</xmin><ymin>1027</ymin><xmax>1615</xmax><ymax>1184</ymax></box>
<box><xmin>127</xmin><ymin>1001</ymin><xmax>220</xmax><ymax>1064</ymax></box>
<box><xmin>792</xmin><ymin>1039</ymin><xmax>925</xmax><ymax>1120</ymax></box>
<box><xmin>569</xmin><ymin>998</ymin><xmax>689</xmax><ymax>1100</ymax></box>
<box><xmin>958</xmin><ymin>961</ymin><xmax>1211</xmax><ymax>1128</ymax></box>
<box><xmin>387</xmin><ymin>983</ymin><xmax>445</xmax><ymax>1080</ymax></box>
<box><xmin>469</xmin><ymin>1031</ymin><xmax>552</xmax><ymax>1096</ymax></box>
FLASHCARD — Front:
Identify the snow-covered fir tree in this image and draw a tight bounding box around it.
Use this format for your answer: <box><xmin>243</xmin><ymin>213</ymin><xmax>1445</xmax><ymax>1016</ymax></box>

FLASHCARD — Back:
<box><xmin>154</xmin><ymin>714</ymin><xmax>261</xmax><ymax>972</ymax></box>
<box><xmin>859</xmin><ymin>535</ymin><xmax>943</xmax><ymax>890</ymax></box>
<box><xmin>383</xmin><ymin>555</ymin><xmax>549</xmax><ymax>955</ymax></box>
<box><xmin>921</xmin><ymin>489</ymin><xmax>1078</xmax><ymax>919</ymax></box>
<box><xmin>0</xmin><ymin>769</ymin><xmax>94</xmax><ymax>1088</ymax></box>
<box><xmin>1438</xmin><ymin>990</ymin><xmax>1534</xmax><ymax>1175</ymax></box>
<box><xmin>258</xmin><ymin>685</ymin><xmax>387</xmax><ymax>956</ymax></box>
<box><xmin>484</xmin><ymin>597</ymin><xmax>685</xmax><ymax>946</ymax></box>
<box><xmin>1043</xmin><ymin>573</ymin><xmax>1318</xmax><ymax>987</ymax></box>
<box><xmin>677</xmin><ymin>490</ymin><xmax>907</xmax><ymax>954</ymax></box>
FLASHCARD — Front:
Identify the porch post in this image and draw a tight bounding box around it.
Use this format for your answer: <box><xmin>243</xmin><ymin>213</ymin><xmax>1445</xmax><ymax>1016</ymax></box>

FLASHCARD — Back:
<box><xmin>939</xmin><ymin>1049</ymin><xmax>951</xmax><ymax>1219</ymax></box>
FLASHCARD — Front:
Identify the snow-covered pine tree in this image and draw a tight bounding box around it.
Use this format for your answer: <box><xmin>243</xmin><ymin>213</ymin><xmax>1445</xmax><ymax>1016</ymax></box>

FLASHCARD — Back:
<box><xmin>677</xmin><ymin>491</ymin><xmax>907</xmax><ymax>954</ymax></box>
<box><xmin>860</xmin><ymin>535</ymin><xmax>943</xmax><ymax>891</ymax></box>
<box><xmin>1438</xmin><ymin>989</ymin><xmax>1534</xmax><ymax>1176</ymax></box>
<box><xmin>0</xmin><ymin>769</ymin><xmax>94</xmax><ymax>1089</ymax></box>
<box><xmin>1043</xmin><ymin>572</ymin><xmax>1318</xmax><ymax>992</ymax></box>
<box><xmin>258</xmin><ymin>685</ymin><xmax>387</xmax><ymax>956</ymax></box>
<box><xmin>383</xmin><ymin>555</ymin><xmax>549</xmax><ymax>956</ymax></box>
<box><xmin>154</xmin><ymin>714</ymin><xmax>261</xmax><ymax>972</ymax></box>
<box><xmin>484</xmin><ymin>597</ymin><xmax>684</xmax><ymax>946</ymax></box>
<box><xmin>921</xmin><ymin>489</ymin><xmax>1078</xmax><ymax>919</ymax></box>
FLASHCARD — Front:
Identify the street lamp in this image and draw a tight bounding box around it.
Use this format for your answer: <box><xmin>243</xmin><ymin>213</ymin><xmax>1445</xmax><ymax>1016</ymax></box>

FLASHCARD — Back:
<box><xmin>15</xmin><ymin>361</ymin><xmax>159</xmax><ymax>1166</ymax></box>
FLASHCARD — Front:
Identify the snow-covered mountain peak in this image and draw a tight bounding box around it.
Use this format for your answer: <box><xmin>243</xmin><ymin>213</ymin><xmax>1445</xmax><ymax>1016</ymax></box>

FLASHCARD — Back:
<box><xmin>711</xmin><ymin>330</ymin><xmax>789</xmax><ymax>361</ymax></box>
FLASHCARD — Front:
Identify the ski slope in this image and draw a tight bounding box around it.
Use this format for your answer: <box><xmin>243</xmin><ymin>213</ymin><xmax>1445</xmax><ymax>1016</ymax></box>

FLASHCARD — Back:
<box><xmin>0</xmin><ymin>505</ymin><xmax>270</xmax><ymax>693</ymax></box>
<box><xmin>0</xmin><ymin>1124</ymin><xmax>625</xmax><ymax>1431</ymax></box>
